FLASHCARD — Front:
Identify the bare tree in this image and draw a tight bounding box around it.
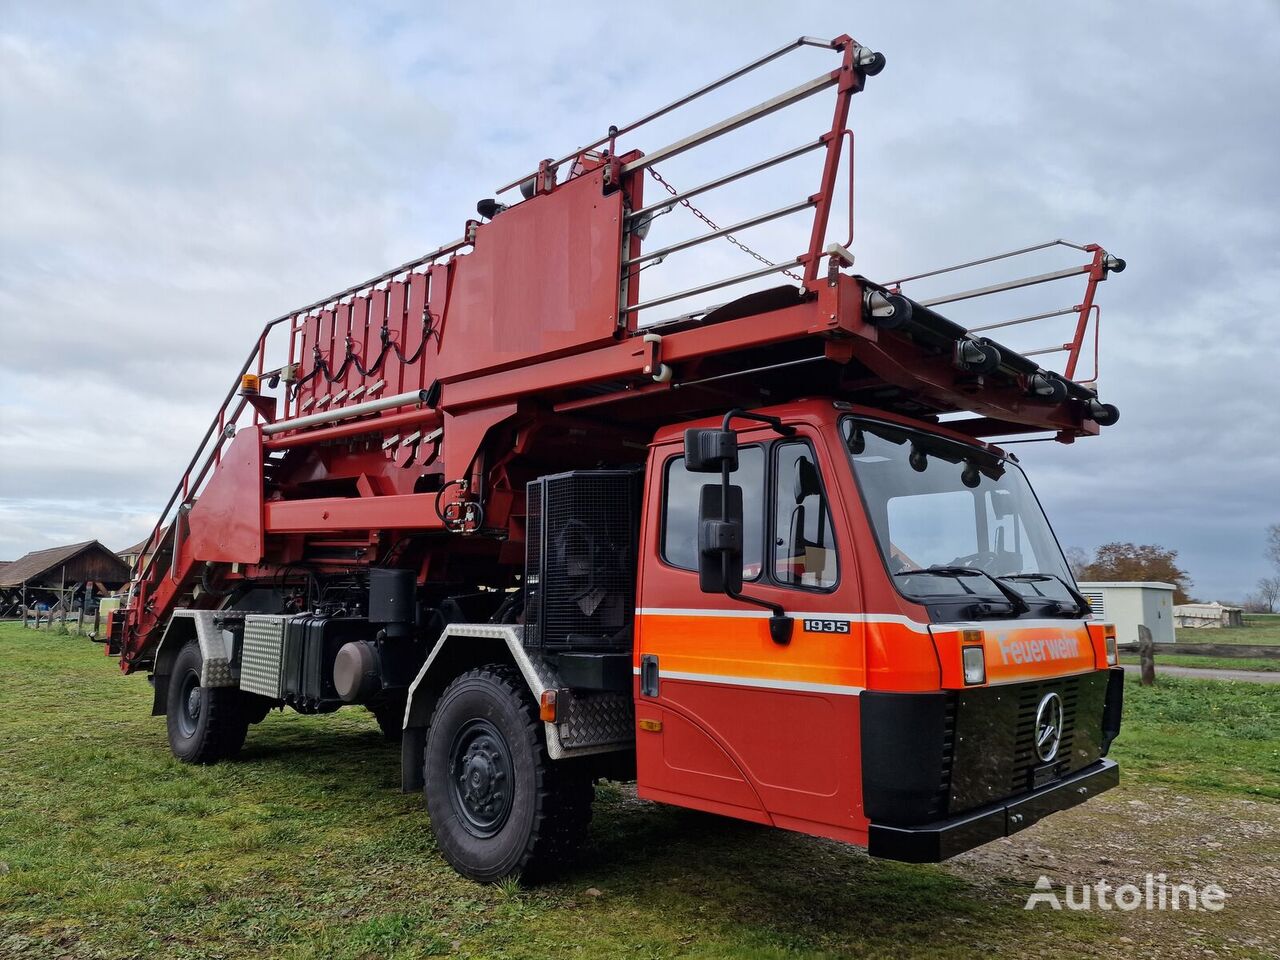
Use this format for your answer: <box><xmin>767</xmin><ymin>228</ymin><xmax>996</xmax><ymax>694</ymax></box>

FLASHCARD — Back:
<box><xmin>1258</xmin><ymin>576</ymin><xmax>1280</xmax><ymax>614</ymax></box>
<box><xmin>1268</xmin><ymin>523</ymin><xmax>1280</xmax><ymax>573</ymax></box>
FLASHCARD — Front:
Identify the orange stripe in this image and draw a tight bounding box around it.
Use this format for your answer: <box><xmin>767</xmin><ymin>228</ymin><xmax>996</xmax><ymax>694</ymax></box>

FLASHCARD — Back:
<box><xmin>640</xmin><ymin>612</ymin><xmax>1104</xmax><ymax>691</ymax></box>
<box><xmin>637</xmin><ymin>612</ymin><xmax>866</xmax><ymax>688</ymax></box>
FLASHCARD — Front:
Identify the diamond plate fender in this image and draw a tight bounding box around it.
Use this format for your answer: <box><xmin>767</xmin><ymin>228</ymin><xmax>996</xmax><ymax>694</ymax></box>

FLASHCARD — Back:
<box><xmin>403</xmin><ymin>623</ymin><xmax>634</xmax><ymax>762</ymax></box>
<box><xmin>149</xmin><ymin>609</ymin><xmax>242</xmax><ymax>715</ymax></box>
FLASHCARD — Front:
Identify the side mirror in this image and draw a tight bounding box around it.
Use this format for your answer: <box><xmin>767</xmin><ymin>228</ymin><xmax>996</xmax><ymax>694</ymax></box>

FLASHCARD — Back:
<box><xmin>684</xmin><ymin>428</ymin><xmax>738</xmax><ymax>473</ymax></box>
<box><xmin>793</xmin><ymin>455</ymin><xmax>821</xmax><ymax>503</ymax></box>
<box><xmin>697</xmin><ymin>482</ymin><xmax>744</xmax><ymax>594</ymax></box>
<box><xmin>989</xmin><ymin>489</ymin><xmax>1015</xmax><ymax>519</ymax></box>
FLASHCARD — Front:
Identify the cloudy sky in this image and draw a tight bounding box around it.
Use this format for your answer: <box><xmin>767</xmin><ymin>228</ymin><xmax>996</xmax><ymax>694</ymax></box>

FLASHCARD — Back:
<box><xmin>1</xmin><ymin>1</ymin><xmax>1277</xmax><ymax>601</ymax></box>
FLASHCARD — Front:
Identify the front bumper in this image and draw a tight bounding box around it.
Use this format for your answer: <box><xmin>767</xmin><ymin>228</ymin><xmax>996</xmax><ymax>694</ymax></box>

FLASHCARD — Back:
<box><xmin>868</xmin><ymin>758</ymin><xmax>1119</xmax><ymax>863</ymax></box>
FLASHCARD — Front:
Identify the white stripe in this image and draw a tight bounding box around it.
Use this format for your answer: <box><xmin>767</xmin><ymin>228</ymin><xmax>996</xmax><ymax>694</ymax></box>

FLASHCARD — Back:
<box><xmin>632</xmin><ymin>665</ymin><xmax>862</xmax><ymax>696</ymax></box>
<box><xmin>635</xmin><ymin>608</ymin><xmax>1092</xmax><ymax>635</ymax></box>
<box><xmin>635</xmin><ymin>607</ymin><xmax>932</xmax><ymax>633</ymax></box>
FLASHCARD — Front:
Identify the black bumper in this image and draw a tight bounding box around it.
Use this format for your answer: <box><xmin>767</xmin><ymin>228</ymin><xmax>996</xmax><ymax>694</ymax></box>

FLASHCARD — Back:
<box><xmin>868</xmin><ymin>758</ymin><xmax>1119</xmax><ymax>863</ymax></box>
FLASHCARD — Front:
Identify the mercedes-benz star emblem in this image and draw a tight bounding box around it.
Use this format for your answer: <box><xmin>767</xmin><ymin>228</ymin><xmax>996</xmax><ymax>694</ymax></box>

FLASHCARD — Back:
<box><xmin>1034</xmin><ymin>691</ymin><xmax>1064</xmax><ymax>763</ymax></box>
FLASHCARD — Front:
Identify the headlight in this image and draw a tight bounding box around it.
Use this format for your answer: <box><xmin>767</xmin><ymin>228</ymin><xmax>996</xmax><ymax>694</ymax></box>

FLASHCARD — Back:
<box><xmin>1104</xmin><ymin>624</ymin><xmax>1118</xmax><ymax>665</ymax></box>
<box><xmin>962</xmin><ymin>645</ymin><xmax>986</xmax><ymax>685</ymax></box>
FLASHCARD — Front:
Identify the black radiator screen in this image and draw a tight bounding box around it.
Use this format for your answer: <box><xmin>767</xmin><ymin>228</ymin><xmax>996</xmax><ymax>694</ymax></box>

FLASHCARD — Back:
<box><xmin>525</xmin><ymin>470</ymin><xmax>640</xmax><ymax>651</ymax></box>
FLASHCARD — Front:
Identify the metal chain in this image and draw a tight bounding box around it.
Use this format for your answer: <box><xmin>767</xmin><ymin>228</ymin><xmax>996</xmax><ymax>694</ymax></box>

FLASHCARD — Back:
<box><xmin>646</xmin><ymin>167</ymin><xmax>802</xmax><ymax>282</ymax></box>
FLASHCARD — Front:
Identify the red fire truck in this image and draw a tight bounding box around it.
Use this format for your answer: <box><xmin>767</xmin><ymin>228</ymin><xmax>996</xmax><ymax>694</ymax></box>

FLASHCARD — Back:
<box><xmin>109</xmin><ymin>35</ymin><xmax>1126</xmax><ymax>882</ymax></box>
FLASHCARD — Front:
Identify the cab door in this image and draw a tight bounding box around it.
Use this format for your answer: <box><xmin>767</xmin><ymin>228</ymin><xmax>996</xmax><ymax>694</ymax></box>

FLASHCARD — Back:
<box><xmin>634</xmin><ymin>425</ymin><xmax>868</xmax><ymax>842</ymax></box>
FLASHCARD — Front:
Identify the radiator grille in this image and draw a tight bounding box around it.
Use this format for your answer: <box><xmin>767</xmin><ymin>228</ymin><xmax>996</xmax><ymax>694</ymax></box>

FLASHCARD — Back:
<box><xmin>929</xmin><ymin>694</ymin><xmax>959</xmax><ymax>819</ymax></box>
<box><xmin>948</xmin><ymin>670</ymin><xmax>1106</xmax><ymax>815</ymax></box>
<box><xmin>525</xmin><ymin>470</ymin><xmax>640</xmax><ymax>652</ymax></box>
<box><xmin>1010</xmin><ymin>675</ymin><xmax>1082</xmax><ymax>793</ymax></box>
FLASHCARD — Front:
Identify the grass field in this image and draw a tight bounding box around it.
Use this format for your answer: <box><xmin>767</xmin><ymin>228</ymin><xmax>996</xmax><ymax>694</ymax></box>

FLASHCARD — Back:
<box><xmin>2</xmin><ymin>623</ymin><xmax>1278</xmax><ymax>959</ymax></box>
<box><xmin>1177</xmin><ymin>614</ymin><xmax>1280</xmax><ymax>646</ymax></box>
<box><xmin>1120</xmin><ymin>653</ymin><xmax>1280</xmax><ymax>672</ymax></box>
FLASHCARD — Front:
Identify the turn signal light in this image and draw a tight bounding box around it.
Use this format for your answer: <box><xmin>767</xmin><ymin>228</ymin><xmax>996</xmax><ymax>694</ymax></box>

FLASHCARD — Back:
<box><xmin>962</xmin><ymin>645</ymin><xmax>986</xmax><ymax>685</ymax></box>
<box><xmin>1103</xmin><ymin>623</ymin><xmax>1118</xmax><ymax>665</ymax></box>
<box><xmin>539</xmin><ymin>689</ymin><xmax>558</xmax><ymax>722</ymax></box>
<box><xmin>638</xmin><ymin>718</ymin><xmax>663</xmax><ymax>733</ymax></box>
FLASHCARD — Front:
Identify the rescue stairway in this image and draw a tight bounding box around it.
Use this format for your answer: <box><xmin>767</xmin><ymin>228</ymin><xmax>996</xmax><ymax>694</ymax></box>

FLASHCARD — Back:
<box><xmin>111</xmin><ymin>35</ymin><xmax>1123</xmax><ymax>670</ymax></box>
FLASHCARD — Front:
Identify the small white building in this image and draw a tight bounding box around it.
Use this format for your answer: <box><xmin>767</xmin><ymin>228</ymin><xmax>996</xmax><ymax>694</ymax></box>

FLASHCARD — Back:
<box><xmin>1173</xmin><ymin>602</ymin><xmax>1244</xmax><ymax>629</ymax></box>
<box><xmin>1076</xmin><ymin>581</ymin><xmax>1177</xmax><ymax>644</ymax></box>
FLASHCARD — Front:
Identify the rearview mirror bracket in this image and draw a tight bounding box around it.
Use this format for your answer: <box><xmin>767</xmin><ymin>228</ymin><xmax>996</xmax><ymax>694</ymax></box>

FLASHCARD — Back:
<box><xmin>687</xmin><ymin>408</ymin><xmax>796</xmax><ymax>645</ymax></box>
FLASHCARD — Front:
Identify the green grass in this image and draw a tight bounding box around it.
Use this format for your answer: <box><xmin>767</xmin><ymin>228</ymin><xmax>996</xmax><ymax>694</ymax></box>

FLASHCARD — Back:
<box><xmin>1113</xmin><ymin>672</ymin><xmax>1280</xmax><ymax>799</ymax></box>
<box><xmin>1177</xmin><ymin>613</ymin><xmax>1280</xmax><ymax>645</ymax></box>
<box><xmin>1120</xmin><ymin>653</ymin><xmax>1280</xmax><ymax>672</ymax></box>
<box><xmin>1</xmin><ymin>623</ymin><xmax>1277</xmax><ymax>959</ymax></box>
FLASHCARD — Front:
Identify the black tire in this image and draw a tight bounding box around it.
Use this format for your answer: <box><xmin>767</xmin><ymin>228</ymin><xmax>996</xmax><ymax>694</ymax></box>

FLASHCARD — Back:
<box><xmin>423</xmin><ymin>665</ymin><xmax>593</xmax><ymax>883</ymax></box>
<box><xmin>165</xmin><ymin>640</ymin><xmax>250</xmax><ymax>764</ymax></box>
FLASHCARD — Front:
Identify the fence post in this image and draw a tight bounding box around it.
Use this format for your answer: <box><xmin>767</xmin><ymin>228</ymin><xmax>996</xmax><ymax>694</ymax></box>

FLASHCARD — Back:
<box><xmin>1138</xmin><ymin>623</ymin><xmax>1155</xmax><ymax>686</ymax></box>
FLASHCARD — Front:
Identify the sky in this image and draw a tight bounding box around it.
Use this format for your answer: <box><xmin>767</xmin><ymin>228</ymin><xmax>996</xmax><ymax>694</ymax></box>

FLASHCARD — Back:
<box><xmin>1</xmin><ymin>0</ymin><xmax>1277</xmax><ymax>602</ymax></box>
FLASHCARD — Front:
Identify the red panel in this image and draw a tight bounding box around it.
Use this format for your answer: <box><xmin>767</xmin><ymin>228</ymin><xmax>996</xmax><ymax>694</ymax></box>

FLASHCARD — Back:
<box><xmin>333</xmin><ymin>301</ymin><xmax>352</xmax><ymax>395</ymax></box>
<box><xmin>367</xmin><ymin>288</ymin><xmax>387</xmax><ymax>394</ymax></box>
<box><xmin>297</xmin><ymin>311</ymin><xmax>319</xmax><ymax>409</ymax></box>
<box><xmin>350</xmin><ymin>295</ymin><xmax>369</xmax><ymax>395</ymax></box>
<box><xmin>436</xmin><ymin>168</ymin><xmax>625</xmax><ymax>381</ymax></box>
<box><xmin>264</xmin><ymin>493</ymin><xmax>440</xmax><ymax>533</ymax></box>
<box><xmin>317</xmin><ymin>308</ymin><xmax>336</xmax><ymax>405</ymax></box>
<box><xmin>386</xmin><ymin>281</ymin><xmax>408</xmax><ymax>395</ymax></box>
<box><xmin>184</xmin><ymin>427</ymin><xmax>264</xmax><ymax>564</ymax></box>
<box><xmin>406</xmin><ymin>272</ymin><xmax>429</xmax><ymax>390</ymax></box>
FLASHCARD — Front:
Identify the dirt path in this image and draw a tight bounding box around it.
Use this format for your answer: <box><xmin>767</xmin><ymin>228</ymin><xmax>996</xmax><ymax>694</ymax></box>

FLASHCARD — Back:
<box><xmin>943</xmin><ymin>782</ymin><xmax>1280</xmax><ymax>958</ymax></box>
<box><xmin>1121</xmin><ymin>664</ymin><xmax>1280</xmax><ymax>684</ymax></box>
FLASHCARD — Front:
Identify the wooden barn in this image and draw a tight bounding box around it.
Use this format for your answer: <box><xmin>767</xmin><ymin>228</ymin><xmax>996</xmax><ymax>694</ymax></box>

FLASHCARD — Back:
<box><xmin>0</xmin><ymin>540</ymin><xmax>132</xmax><ymax>614</ymax></box>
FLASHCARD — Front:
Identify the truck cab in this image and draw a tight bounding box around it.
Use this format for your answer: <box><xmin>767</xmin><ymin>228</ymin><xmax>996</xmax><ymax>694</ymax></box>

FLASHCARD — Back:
<box><xmin>635</xmin><ymin>399</ymin><xmax>1122</xmax><ymax>860</ymax></box>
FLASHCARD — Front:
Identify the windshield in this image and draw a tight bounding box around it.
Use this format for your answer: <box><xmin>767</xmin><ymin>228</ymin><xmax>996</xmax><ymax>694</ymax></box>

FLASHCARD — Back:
<box><xmin>841</xmin><ymin>417</ymin><xmax>1078</xmax><ymax>611</ymax></box>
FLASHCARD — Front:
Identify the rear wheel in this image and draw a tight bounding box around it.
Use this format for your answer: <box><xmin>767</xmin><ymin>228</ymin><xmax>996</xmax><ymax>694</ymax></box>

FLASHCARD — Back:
<box><xmin>423</xmin><ymin>665</ymin><xmax>593</xmax><ymax>882</ymax></box>
<box><xmin>166</xmin><ymin>640</ymin><xmax>250</xmax><ymax>764</ymax></box>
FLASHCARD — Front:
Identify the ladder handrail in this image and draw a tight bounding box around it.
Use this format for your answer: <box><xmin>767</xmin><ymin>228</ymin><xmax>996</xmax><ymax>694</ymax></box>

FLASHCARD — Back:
<box><xmin>494</xmin><ymin>36</ymin><xmax>847</xmax><ymax>195</ymax></box>
<box><xmin>129</xmin><ymin>234</ymin><xmax>476</xmax><ymax>595</ymax></box>
<box><xmin>886</xmin><ymin>241</ymin><xmax>1123</xmax><ymax>384</ymax></box>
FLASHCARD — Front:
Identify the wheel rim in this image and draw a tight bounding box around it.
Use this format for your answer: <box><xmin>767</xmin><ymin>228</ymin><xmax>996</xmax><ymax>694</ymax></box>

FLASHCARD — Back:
<box><xmin>448</xmin><ymin>718</ymin><xmax>515</xmax><ymax>838</ymax></box>
<box><xmin>177</xmin><ymin>668</ymin><xmax>202</xmax><ymax>738</ymax></box>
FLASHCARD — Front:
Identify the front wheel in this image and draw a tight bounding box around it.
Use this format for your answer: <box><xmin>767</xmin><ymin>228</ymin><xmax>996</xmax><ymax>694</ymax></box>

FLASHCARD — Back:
<box><xmin>165</xmin><ymin>640</ymin><xmax>250</xmax><ymax>764</ymax></box>
<box><xmin>423</xmin><ymin>665</ymin><xmax>593</xmax><ymax>882</ymax></box>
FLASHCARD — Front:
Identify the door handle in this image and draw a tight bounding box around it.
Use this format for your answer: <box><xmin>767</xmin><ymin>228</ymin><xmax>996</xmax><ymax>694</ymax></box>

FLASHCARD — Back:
<box><xmin>640</xmin><ymin>654</ymin><xmax>659</xmax><ymax>698</ymax></box>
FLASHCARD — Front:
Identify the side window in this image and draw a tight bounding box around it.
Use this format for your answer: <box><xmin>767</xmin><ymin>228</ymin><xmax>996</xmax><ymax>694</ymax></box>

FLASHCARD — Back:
<box><xmin>662</xmin><ymin>447</ymin><xmax>764</xmax><ymax>580</ymax></box>
<box><xmin>772</xmin><ymin>442</ymin><xmax>838</xmax><ymax>588</ymax></box>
